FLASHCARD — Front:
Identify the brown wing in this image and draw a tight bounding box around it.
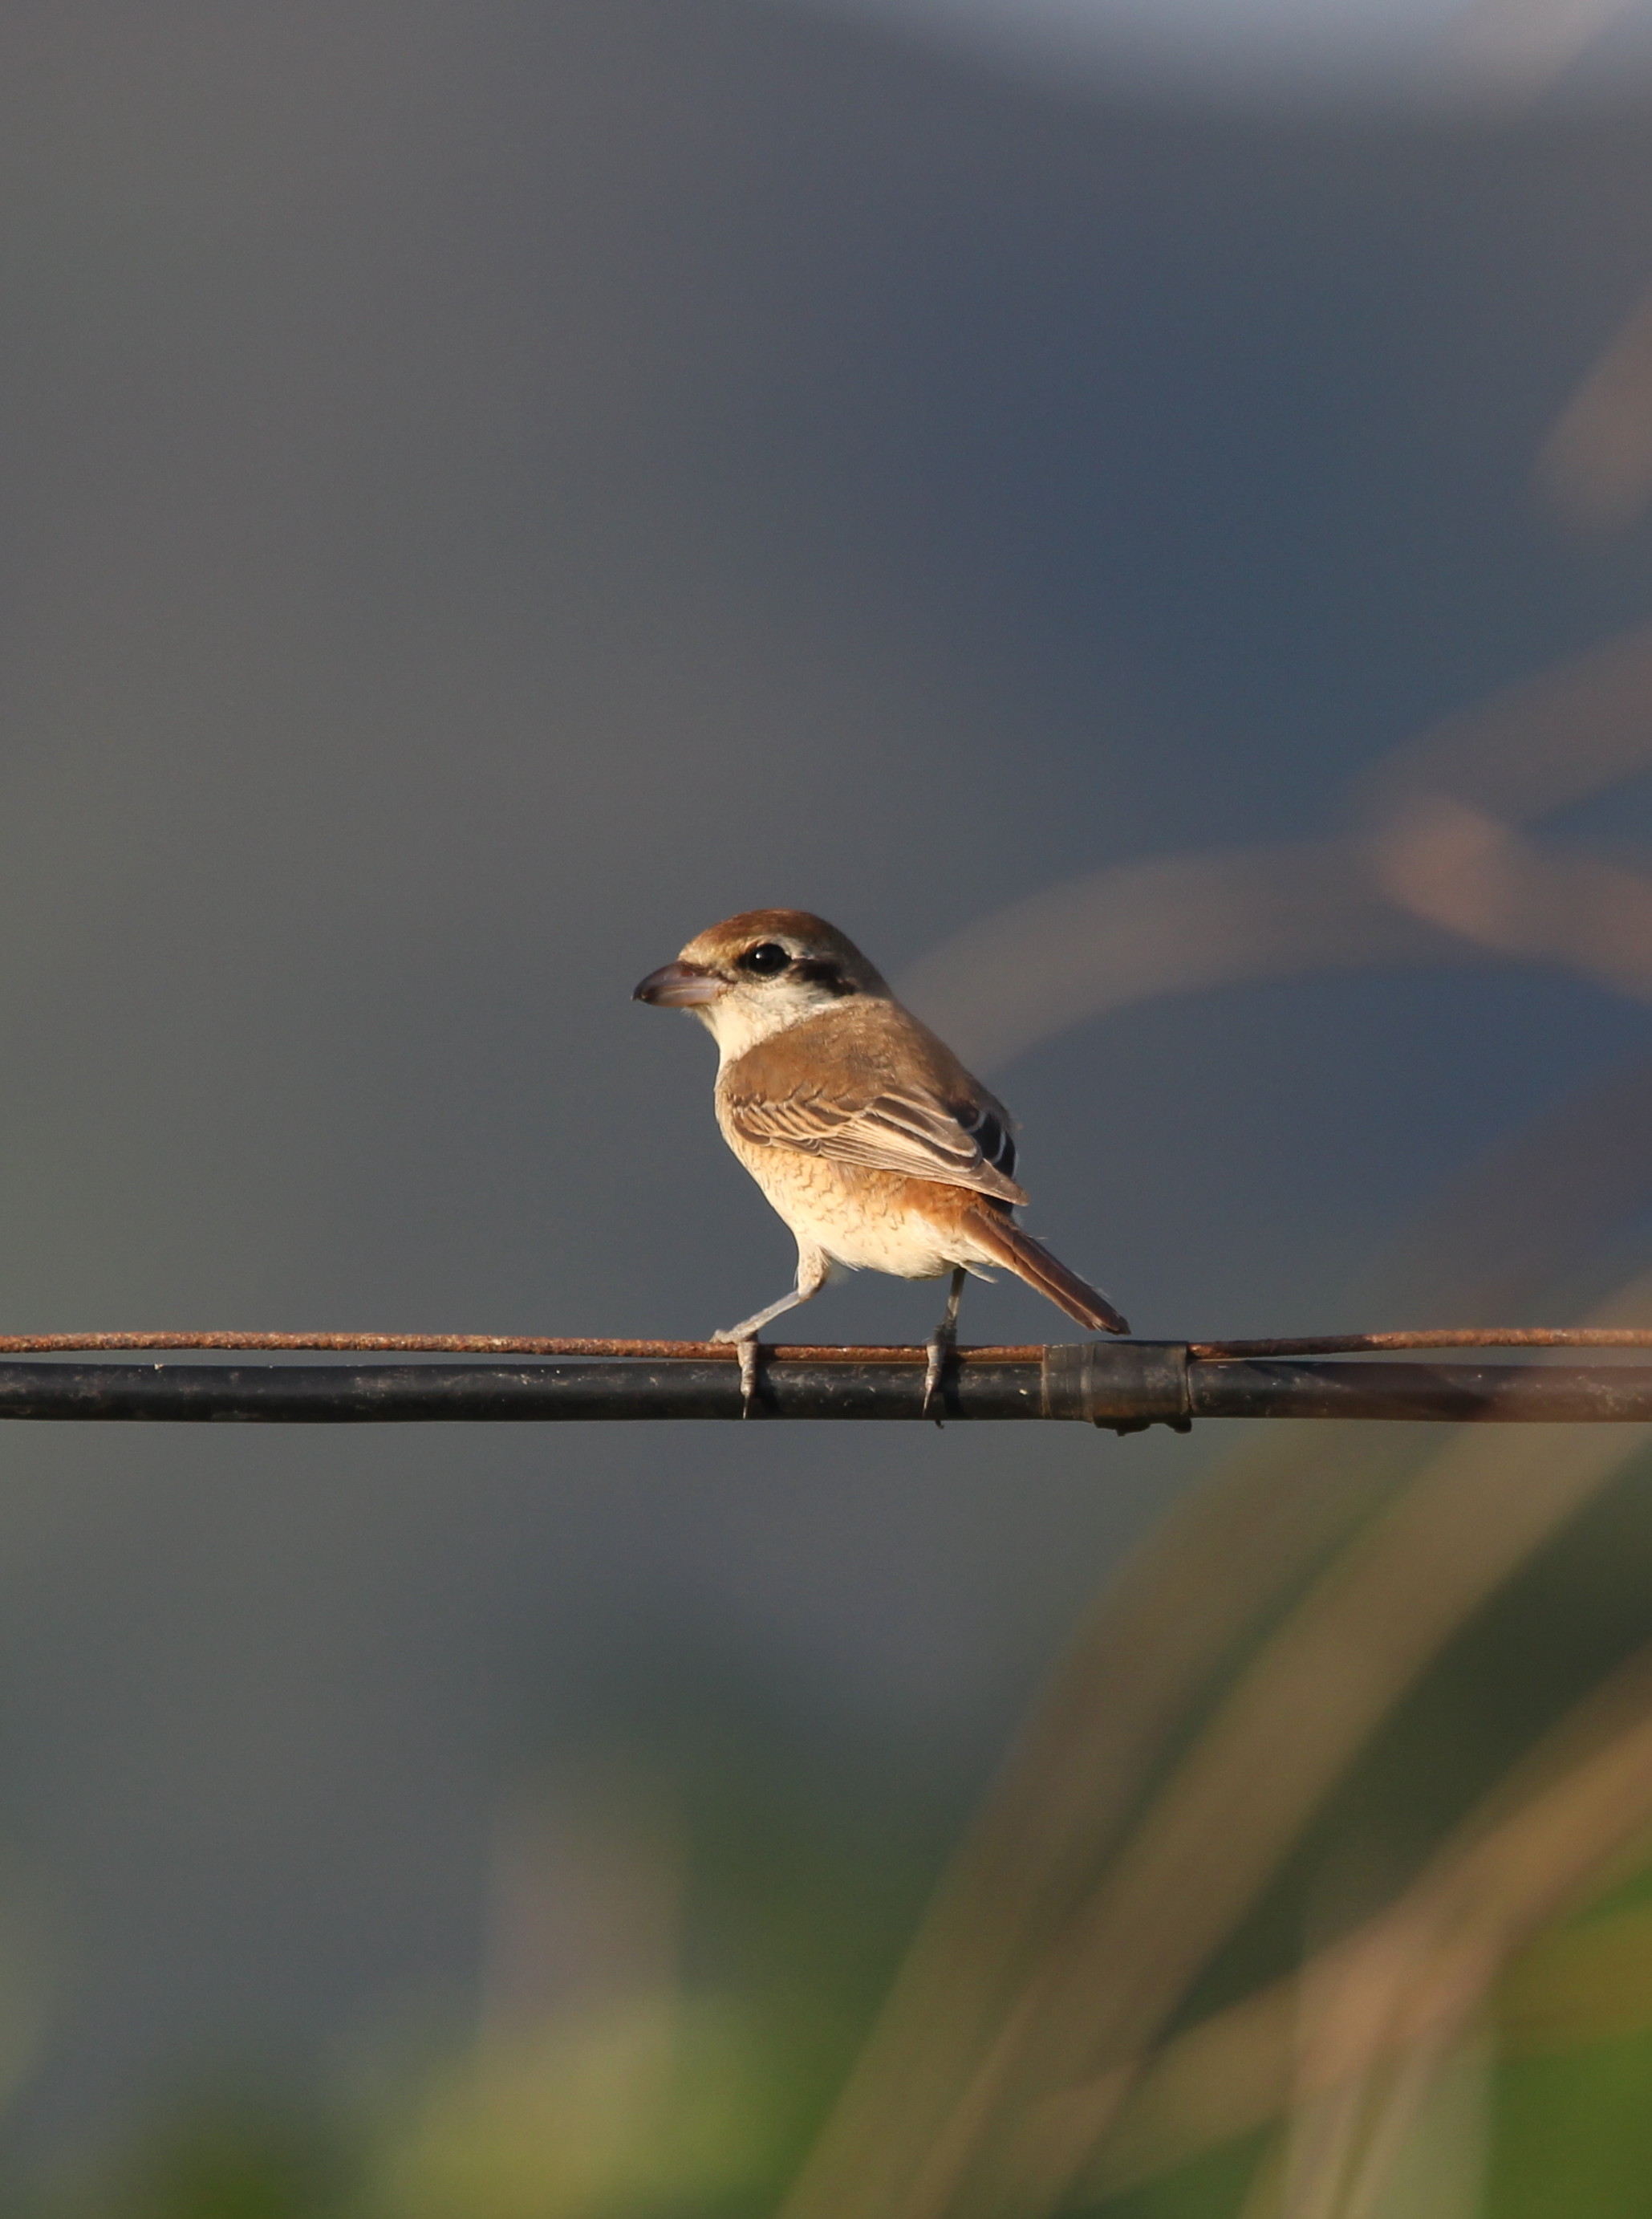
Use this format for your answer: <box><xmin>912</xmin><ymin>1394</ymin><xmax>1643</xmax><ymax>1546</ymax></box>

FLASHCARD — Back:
<box><xmin>723</xmin><ymin>1082</ymin><xmax>1028</xmax><ymax>1205</ymax></box>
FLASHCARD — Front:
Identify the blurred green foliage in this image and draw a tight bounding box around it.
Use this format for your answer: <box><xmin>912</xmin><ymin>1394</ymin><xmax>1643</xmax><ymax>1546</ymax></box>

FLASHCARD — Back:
<box><xmin>25</xmin><ymin>1646</ymin><xmax>952</xmax><ymax>2219</ymax></box>
<box><xmin>25</xmin><ymin>1449</ymin><xmax>1652</xmax><ymax>2218</ymax></box>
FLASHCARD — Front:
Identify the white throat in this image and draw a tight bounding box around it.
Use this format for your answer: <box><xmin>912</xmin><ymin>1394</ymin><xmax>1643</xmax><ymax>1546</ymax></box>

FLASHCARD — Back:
<box><xmin>695</xmin><ymin>981</ymin><xmax>858</xmax><ymax>1067</ymax></box>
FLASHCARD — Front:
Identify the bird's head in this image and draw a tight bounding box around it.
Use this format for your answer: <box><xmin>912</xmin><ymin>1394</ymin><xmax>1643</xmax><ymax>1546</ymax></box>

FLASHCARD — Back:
<box><xmin>633</xmin><ymin>909</ymin><xmax>890</xmax><ymax>1059</ymax></box>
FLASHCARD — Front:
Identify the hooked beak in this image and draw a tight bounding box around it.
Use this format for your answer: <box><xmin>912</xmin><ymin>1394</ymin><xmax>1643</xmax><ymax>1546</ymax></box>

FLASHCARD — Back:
<box><xmin>633</xmin><ymin>959</ymin><xmax>725</xmax><ymax>1008</ymax></box>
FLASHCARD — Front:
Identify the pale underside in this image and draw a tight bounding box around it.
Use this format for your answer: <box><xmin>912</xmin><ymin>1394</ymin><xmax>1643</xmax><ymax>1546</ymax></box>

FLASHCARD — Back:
<box><xmin>718</xmin><ymin>1120</ymin><xmax>1001</xmax><ymax>1283</ymax></box>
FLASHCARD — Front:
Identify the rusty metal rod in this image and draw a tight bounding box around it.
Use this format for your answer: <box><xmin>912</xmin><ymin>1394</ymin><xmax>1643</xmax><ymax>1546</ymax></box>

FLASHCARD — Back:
<box><xmin>1</xmin><ymin>1345</ymin><xmax>1651</xmax><ymax>1424</ymax></box>
<box><xmin>0</xmin><ymin>1327</ymin><xmax>1650</xmax><ymax>1361</ymax></box>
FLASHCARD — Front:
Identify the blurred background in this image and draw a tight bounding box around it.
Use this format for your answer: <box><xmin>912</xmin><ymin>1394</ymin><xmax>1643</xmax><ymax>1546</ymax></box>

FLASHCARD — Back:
<box><xmin>5</xmin><ymin>1</ymin><xmax>1652</xmax><ymax>2211</ymax></box>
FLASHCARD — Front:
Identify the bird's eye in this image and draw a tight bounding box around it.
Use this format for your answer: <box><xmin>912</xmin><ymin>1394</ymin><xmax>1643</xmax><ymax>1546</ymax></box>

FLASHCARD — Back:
<box><xmin>739</xmin><ymin>941</ymin><xmax>791</xmax><ymax>976</ymax></box>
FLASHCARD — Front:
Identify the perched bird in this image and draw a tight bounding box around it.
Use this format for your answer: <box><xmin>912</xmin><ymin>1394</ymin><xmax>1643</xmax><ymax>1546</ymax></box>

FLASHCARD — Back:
<box><xmin>633</xmin><ymin>909</ymin><xmax>1129</xmax><ymax>1410</ymax></box>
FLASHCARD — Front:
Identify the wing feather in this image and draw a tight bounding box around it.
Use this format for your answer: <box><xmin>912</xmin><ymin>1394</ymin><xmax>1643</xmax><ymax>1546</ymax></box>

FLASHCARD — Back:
<box><xmin>725</xmin><ymin>1084</ymin><xmax>1028</xmax><ymax>1204</ymax></box>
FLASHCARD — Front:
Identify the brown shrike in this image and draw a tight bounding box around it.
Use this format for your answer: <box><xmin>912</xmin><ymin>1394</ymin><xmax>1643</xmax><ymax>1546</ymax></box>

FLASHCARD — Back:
<box><xmin>634</xmin><ymin>909</ymin><xmax>1129</xmax><ymax>1411</ymax></box>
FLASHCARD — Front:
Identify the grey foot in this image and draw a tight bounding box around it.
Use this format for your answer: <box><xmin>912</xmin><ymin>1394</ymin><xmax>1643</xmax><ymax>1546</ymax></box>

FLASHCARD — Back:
<box><xmin>709</xmin><ymin>1324</ymin><xmax>767</xmax><ymax>1416</ymax></box>
<box><xmin>737</xmin><ymin>1336</ymin><xmax>760</xmax><ymax>1417</ymax></box>
<box><xmin>922</xmin><ymin>1326</ymin><xmax>954</xmax><ymax>1421</ymax></box>
<box><xmin>923</xmin><ymin>1266</ymin><xmax>968</xmax><ymax>1422</ymax></box>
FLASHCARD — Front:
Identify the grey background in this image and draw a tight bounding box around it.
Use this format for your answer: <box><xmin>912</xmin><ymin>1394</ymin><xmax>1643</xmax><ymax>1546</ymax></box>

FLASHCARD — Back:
<box><xmin>0</xmin><ymin>0</ymin><xmax>1650</xmax><ymax>2162</ymax></box>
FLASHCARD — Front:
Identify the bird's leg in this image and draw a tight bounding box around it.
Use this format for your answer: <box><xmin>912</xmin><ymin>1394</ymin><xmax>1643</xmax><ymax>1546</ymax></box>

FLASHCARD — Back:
<box><xmin>923</xmin><ymin>1267</ymin><xmax>968</xmax><ymax>1420</ymax></box>
<box><xmin>712</xmin><ymin>1246</ymin><xmax>830</xmax><ymax>1416</ymax></box>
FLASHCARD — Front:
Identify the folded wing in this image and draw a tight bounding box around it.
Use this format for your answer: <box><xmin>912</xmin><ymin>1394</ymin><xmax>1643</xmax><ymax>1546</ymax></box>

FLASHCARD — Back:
<box><xmin>724</xmin><ymin>1083</ymin><xmax>1029</xmax><ymax>1205</ymax></box>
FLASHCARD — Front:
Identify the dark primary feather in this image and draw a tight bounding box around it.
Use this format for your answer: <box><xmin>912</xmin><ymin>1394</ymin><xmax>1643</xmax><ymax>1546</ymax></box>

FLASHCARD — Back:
<box><xmin>956</xmin><ymin>1099</ymin><xmax>1017</xmax><ymax>1182</ymax></box>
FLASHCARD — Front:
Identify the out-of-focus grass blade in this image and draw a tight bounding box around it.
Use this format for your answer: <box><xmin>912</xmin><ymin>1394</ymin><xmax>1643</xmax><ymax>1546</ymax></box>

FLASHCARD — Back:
<box><xmin>1428</xmin><ymin>0</ymin><xmax>1642</xmax><ymax>108</ymax></box>
<box><xmin>1261</xmin><ymin>1648</ymin><xmax>1652</xmax><ymax>2218</ymax></box>
<box><xmin>897</xmin><ymin>845</ymin><xmax>1460</xmax><ymax>1074</ymax></box>
<box><xmin>1536</xmin><ymin>286</ymin><xmax>1652</xmax><ymax>534</ymax></box>
<box><xmin>903</xmin><ymin>617</ymin><xmax>1652</xmax><ymax>1075</ymax></box>
<box><xmin>784</xmin><ymin>1274</ymin><xmax>1652</xmax><ymax>2219</ymax></box>
<box><xmin>1361</xmin><ymin>616</ymin><xmax>1652</xmax><ymax>831</ymax></box>
<box><xmin>955</xmin><ymin>1371</ymin><xmax>1652</xmax><ymax>2217</ymax></box>
<box><xmin>1371</xmin><ymin>798</ymin><xmax>1652</xmax><ymax>1002</ymax></box>
<box><xmin>775</xmin><ymin>1422</ymin><xmax>1419</xmax><ymax>2219</ymax></box>
<box><xmin>1076</xmin><ymin>1640</ymin><xmax>1652</xmax><ymax>2203</ymax></box>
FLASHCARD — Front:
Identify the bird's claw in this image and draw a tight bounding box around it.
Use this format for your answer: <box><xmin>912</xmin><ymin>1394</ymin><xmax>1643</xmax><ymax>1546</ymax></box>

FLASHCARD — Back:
<box><xmin>922</xmin><ymin>1331</ymin><xmax>954</xmax><ymax>1424</ymax></box>
<box><xmin>710</xmin><ymin>1327</ymin><xmax>763</xmax><ymax>1415</ymax></box>
<box><xmin>737</xmin><ymin>1336</ymin><xmax>761</xmax><ymax>1416</ymax></box>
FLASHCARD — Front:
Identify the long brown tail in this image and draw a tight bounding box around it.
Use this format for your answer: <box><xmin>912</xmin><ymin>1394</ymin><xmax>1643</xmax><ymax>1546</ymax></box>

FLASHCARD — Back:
<box><xmin>966</xmin><ymin>1207</ymin><xmax>1130</xmax><ymax>1335</ymax></box>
